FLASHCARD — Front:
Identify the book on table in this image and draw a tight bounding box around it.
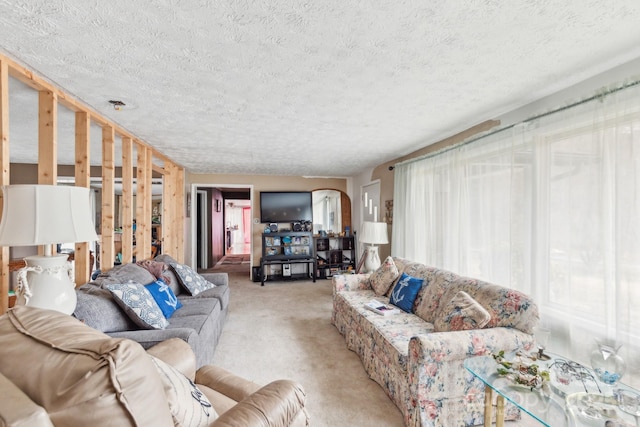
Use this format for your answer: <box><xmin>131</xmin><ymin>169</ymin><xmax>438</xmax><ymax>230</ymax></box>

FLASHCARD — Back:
<box><xmin>364</xmin><ymin>299</ymin><xmax>400</xmax><ymax>316</ymax></box>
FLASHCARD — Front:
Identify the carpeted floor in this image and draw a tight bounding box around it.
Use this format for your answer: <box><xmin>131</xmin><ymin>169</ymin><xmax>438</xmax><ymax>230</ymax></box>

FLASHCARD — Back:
<box><xmin>220</xmin><ymin>254</ymin><xmax>250</xmax><ymax>264</ymax></box>
<box><xmin>211</xmin><ymin>272</ymin><xmax>405</xmax><ymax>426</ymax></box>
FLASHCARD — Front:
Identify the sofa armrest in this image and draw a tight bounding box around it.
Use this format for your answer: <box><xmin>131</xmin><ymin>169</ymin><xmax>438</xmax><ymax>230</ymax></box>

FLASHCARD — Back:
<box><xmin>147</xmin><ymin>338</ymin><xmax>197</xmax><ymax>381</ymax></box>
<box><xmin>409</xmin><ymin>327</ymin><xmax>535</xmax><ymax>365</ymax></box>
<box><xmin>332</xmin><ymin>273</ymin><xmax>372</xmax><ymax>294</ymax></box>
<box><xmin>0</xmin><ymin>372</ymin><xmax>54</xmax><ymax>427</ymax></box>
<box><xmin>211</xmin><ymin>380</ymin><xmax>307</xmax><ymax>427</ymax></box>
<box><xmin>408</xmin><ymin>328</ymin><xmax>535</xmax><ymax>401</ymax></box>
<box><xmin>196</xmin><ymin>365</ymin><xmax>261</xmax><ymax>402</ymax></box>
<box><xmin>200</xmin><ymin>272</ymin><xmax>229</xmax><ymax>287</ymax></box>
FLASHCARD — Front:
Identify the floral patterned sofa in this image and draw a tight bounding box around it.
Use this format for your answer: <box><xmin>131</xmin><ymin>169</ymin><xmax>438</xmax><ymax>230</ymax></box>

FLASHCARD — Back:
<box><xmin>332</xmin><ymin>257</ymin><xmax>539</xmax><ymax>427</ymax></box>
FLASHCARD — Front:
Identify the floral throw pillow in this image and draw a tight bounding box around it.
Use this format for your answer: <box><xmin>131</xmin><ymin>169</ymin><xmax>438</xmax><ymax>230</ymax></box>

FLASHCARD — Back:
<box><xmin>434</xmin><ymin>290</ymin><xmax>491</xmax><ymax>332</ymax></box>
<box><xmin>169</xmin><ymin>262</ymin><xmax>215</xmax><ymax>296</ymax></box>
<box><xmin>106</xmin><ymin>282</ymin><xmax>169</xmax><ymax>330</ymax></box>
<box><xmin>367</xmin><ymin>256</ymin><xmax>400</xmax><ymax>295</ymax></box>
<box><xmin>150</xmin><ymin>356</ymin><xmax>217</xmax><ymax>427</ymax></box>
<box><xmin>389</xmin><ymin>272</ymin><xmax>423</xmax><ymax>313</ymax></box>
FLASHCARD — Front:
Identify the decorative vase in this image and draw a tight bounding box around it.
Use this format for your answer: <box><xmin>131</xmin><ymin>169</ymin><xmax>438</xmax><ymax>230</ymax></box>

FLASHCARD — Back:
<box><xmin>590</xmin><ymin>339</ymin><xmax>626</xmax><ymax>386</ymax></box>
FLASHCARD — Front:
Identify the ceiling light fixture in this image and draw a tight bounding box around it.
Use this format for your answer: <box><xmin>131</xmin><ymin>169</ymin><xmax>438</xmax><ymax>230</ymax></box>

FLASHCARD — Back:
<box><xmin>108</xmin><ymin>99</ymin><xmax>126</xmax><ymax>110</ymax></box>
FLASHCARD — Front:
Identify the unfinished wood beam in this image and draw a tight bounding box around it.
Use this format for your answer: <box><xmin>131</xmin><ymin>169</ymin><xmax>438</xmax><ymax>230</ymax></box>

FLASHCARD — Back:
<box><xmin>38</xmin><ymin>90</ymin><xmax>57</xmax><ymax>185</ymax></box>
<box><xmin>136</xmin><ymin>144</ymin><xmax>149</xmax><ymax>260</ymax></box>
<box><xmin>74</xmin><ymin>111</ymin><xmax>92</xmax><ymax>286</ymax></box>
<box><xmin>162</xmin><ymin>163</ymin><xmax>175</xmax><ymax>258</ymax></box>
<box><xmin>101</xmin><ymin>126</ymin><xmax>115</xmax><ymax>271</ymax></box>
<box><xmin>143</xmin><ymin>147</ymin><xmax>153</xmax><ymax>259</ymax></box>
<box><xmin>2</xmin><ymin>53</ymin><xmax>180</xmax><ymax>169</ymax></box>
<box><xmin>175</xmin><ymin>167</ymin><xmax>185</xmax><ymax>263</ymax></box>
<box><xmin>38</xmin><ymin>90</ymin><xmax>57</xmax><ymax>257</ymax></box>
<box><xmin>0</xmin><ymin>59</ymin><xmax>9</xmax><ymax>314</ymax></box>
<box><xmin>121</xmin><ymin>137</ymin><xmax>134</xmax><ymax>264</ymax></box>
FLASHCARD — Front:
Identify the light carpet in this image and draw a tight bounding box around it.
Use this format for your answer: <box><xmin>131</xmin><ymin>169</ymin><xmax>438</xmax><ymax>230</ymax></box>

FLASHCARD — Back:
<box><xmin>211</xmin><ymin>272</ymin><xmax>404</xmax><ymax>426</ymax></box>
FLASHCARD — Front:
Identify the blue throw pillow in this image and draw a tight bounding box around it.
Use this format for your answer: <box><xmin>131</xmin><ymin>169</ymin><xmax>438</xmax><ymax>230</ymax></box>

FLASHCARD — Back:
<box><xmin>145</xmin><ymin>279</ymin><xmax>183</xmax><ymax>319</ymax></box>
<box><xmin>389</xmin><ymin>273</ymin><xmax>424</xmax><ymax>313</ymax></box>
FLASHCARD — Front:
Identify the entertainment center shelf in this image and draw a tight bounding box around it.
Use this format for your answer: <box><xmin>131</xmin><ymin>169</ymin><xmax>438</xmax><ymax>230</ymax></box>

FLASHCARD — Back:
<box><xmin>314</xmin><ymin>235</ymin><xmax>356</xmax><ymax>279</ymax></box>
<box><xmin>260</xmin><ymin>231</ymin><xmax>316</xmax><ymax>286</ymax></box>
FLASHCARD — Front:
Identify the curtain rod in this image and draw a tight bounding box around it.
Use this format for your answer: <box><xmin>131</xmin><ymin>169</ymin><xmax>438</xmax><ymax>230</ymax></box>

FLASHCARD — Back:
<box><xmin>396</xmin><ymin>78</ymin><xmax>640</xmax><ymax>168</ymax></box>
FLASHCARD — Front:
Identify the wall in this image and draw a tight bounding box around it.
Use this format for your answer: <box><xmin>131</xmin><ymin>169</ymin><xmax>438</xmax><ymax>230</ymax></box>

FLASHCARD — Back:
<box><xmin>186</xmin><ymin>172</ymin><xmax>349</xmax><ymax>267</ymax></box>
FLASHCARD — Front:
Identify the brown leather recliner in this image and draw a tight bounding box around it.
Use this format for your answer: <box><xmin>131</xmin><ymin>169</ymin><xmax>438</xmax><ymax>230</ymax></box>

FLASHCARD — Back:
<box><xmin>0</xmin><ymin>306</ymin><xmax>309</xmax><ymax>427</ymax></box>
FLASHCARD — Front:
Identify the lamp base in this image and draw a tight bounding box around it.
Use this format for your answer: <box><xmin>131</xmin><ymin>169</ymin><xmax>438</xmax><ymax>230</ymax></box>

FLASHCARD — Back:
<box><xmin>363</xmin><ymin>246</ymin><xmax>381</xmax><ymax>273</ymax></box>
<box><xmin>15</xmin><ymin>254</ymin><xmax>76</xmax><ymax>315</ymax></box>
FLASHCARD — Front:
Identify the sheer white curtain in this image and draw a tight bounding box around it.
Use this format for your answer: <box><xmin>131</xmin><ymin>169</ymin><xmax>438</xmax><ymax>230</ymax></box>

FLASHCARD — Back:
<box><xmin>393</xmin><ymin>82</ymin><xmax>640</xmax><ymax>386</ymax></box>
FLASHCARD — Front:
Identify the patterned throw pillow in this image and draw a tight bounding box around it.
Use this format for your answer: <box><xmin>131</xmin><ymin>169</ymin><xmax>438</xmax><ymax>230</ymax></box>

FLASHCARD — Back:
<box><xmin>434</xmin><ymin>291</ymin><xmax>491</xmax><ymax>332</ymax></box>
<box><xmin>389</xmin><ymin>273</ymin><xmax>424</xmax><ymax>313</ymax></box>
<box><xmin>106</xmin><ymin>282</ymin><xmax>169</xmax><ymax>330</ymax></box>
<box><xmin>145</xmin><ymin>279</ymin><xmax>183</xmax><ymax>319</ymax></box>
<box><xmin>367</xmin><ymin>256</ymin><xmax>400</xmax><ymax>296</ymax></box>
<box><xmin>150</xmin><ymin>356</ymin><xmax>217</xmax><ymax>427</ymax></box>
<box><xmin>169</xmin><ymin>262</ymin><xmax>215</xmax><ymax>296</ymax></box>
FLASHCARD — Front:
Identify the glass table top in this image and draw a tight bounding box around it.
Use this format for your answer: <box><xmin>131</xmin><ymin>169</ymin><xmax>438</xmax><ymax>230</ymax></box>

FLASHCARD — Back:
<box><xmin>464</xmin><ymin>353</ymin><xmax>640</xmax><ymax>427</ymax></box>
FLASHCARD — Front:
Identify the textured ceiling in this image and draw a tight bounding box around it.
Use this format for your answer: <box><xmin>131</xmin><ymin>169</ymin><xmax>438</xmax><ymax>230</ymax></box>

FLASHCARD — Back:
<box><xmin>1</xmin><ymin>1</ymin><xmax>640</xmax><ymax>177</ymax></box>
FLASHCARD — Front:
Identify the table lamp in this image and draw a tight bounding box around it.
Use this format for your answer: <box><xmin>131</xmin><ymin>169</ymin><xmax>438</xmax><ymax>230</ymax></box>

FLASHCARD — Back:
<box><xmin>0</xmin><ymin>185</ymin><xmax>98</xmax><ymax>314</ymax></box>
<box><xmin>359</xmin><ymin>221</ymin><xmax>389</xmax><ymax>273</ymax></box>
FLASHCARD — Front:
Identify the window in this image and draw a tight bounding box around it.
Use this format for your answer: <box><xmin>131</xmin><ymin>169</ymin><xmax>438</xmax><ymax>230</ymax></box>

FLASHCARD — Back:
<box><xmin>393</xmin><ymin>84</ymin><xmax>640</xmax><ymax>387</ymax></box>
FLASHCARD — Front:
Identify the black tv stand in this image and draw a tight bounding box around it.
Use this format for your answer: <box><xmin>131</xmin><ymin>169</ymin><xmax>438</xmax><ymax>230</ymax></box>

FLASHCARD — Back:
<box><xmin>260</xmin><ymin>231</ymin><xmax>316</xmax><ymax>286</ymax></box>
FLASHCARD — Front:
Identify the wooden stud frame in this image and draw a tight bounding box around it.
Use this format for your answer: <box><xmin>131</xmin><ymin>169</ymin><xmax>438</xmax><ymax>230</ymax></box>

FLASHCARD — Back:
<box><xmin>0</xmin><ymin>52</ymin><xmax>186</xmax><ymax>314</ymax></box>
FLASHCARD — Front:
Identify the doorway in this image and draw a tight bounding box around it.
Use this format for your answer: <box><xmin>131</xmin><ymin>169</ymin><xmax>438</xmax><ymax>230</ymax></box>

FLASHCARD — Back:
<box><xmin>191</xmin><ymin>184</ymin><xmax>253</xmax><ymax>272</ymax></box>
<box><xmin>224</xmin><ymin>199</ymin><xmax>251</xmax><ymax>255</ymax></box>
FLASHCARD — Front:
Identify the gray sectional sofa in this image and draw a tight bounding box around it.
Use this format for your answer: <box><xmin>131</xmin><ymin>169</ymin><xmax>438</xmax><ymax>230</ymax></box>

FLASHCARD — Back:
<box><xmin>73</xmin><ymin>254</ymin><xmax>229</xmax><ymax>367</ymax></box>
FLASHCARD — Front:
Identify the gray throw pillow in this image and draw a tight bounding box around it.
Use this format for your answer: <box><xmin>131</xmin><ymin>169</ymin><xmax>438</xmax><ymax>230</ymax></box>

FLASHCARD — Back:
<box><xmin>106</xmin><ymin>282</ymin><xmax>169</xmax><ymax>330</ymax></box>
<box><xmin>169</xmin><ymin>262</ymin><xmax>215</xmax><ymax>296</ymax></box>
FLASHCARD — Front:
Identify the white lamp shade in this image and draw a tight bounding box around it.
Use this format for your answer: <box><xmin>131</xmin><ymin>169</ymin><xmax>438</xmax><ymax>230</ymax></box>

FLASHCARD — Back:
<box><xmin>359</xmin><ymin>221</ymin><xmax>389</xmax><ymax>245</ymax></box>
<box><xmin>0</xmin><ymin>185</ymin><xmax>98</xmax><ymax>246</ymax></box>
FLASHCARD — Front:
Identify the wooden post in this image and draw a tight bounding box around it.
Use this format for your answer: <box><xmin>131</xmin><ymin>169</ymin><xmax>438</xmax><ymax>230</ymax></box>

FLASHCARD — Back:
<box><xmin>101</xmin><ymin>126</ymin><xmax>115</xmax><ymax>271</ymax></box>
<box><xmin>0</xmin><ymin>59</ymin><xmax>9</xmax><ymax>314</ymax></box>
<box><xmin>175</xmin><ymin>167</ymin><xmax>185</xmax><ymax>263</ymax></box>
<box><xmin>162</xmin><ymin>162</ymin><xmax>175</xmax><ymax>258</ymax></box>
<box><xmin>121</xmin><ymin>137</ymin><xmax>134</xmax><ymax>263</ymax></box>
<box><xmin>136</xmin><ymin>144</ymin><xmax>148</xmax><ymax>260</ymax></box>
<box><xmin>74</xmin><ymin>111</ymin><xmax>91</xmax><ymax>286</ymax></box>
<box><xmin>38</xmin><ymin>90</ymin><xmax>57</xmax><ymax>256</ymax></box>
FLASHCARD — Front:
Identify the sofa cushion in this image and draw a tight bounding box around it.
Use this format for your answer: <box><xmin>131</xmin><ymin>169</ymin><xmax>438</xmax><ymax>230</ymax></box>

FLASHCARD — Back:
<box><xmin>146</xmin><ymin>278</ymin><xmax>183</xmax><ymax>319</ymax></box>
<box><xmin>150</xmin><ymin>356</ymin><xmax>217</xmax><ymax>426</ymax></box>
<box><xmin>91</xmin><ymin>262</ymin><xmax>156</xmax><ymax>288</ymax></box>
<box><xmin>0</xmin><ymin>306</ymin><xmax>173</xmax><ymax>427</ymax></box>
<box><xmin>367</xmin><ymin>256</ymin><xmax>400</xmax><ymax>296</ymax></box>
<box><xmin>433</xmin><ymin>290</ymin><xmax>491</xmax><ymax>332</ymax></box>
<box><xmin>389</xmin><ymin>273</ymin><xmax>424</xmax><ymax>313</ymax></box>
<box><xmin>74</xmin><ymin>284</ymin><xmax>138</xmax><ymax>332</ymax></box>
<box><xmin>107</xmin><ymin>282</ymin><xmax>170</xmax><ymax>330</ymax></box>
<box><xmin>169</xmin><ymin>262</ymin><xmax>215</xmax><ymax>296</ymax></box>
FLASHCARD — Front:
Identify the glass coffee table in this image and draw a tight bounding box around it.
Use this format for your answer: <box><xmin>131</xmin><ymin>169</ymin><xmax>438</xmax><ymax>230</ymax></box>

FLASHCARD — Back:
<box><xmin>464</xmin><ymin>353</ymin><xmax>640</xmax><ymax>427</ymax></box>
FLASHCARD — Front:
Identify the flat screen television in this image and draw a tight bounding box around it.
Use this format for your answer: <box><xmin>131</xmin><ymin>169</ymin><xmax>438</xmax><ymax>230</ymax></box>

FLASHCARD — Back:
<box><xmin>260</xmin><ymin>191</ymin><xmax>312</xmax><ymax>224</ymax></box>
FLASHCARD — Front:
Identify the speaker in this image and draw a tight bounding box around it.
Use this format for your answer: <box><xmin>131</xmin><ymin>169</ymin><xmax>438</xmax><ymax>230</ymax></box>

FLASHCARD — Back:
<box><xmin>292</xmin><ymin>222</ymin><xmax>302</xmax><ymax>231</ymax></box>
<box><xmin>269</xmin><ymin>223</ymin><xmax>278</xmax><ymax>232</ymax></box>
<box><xmin>282</xmin><ymin>263</ymin><xmax>291</xmax><ymax>277</ymax></box>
